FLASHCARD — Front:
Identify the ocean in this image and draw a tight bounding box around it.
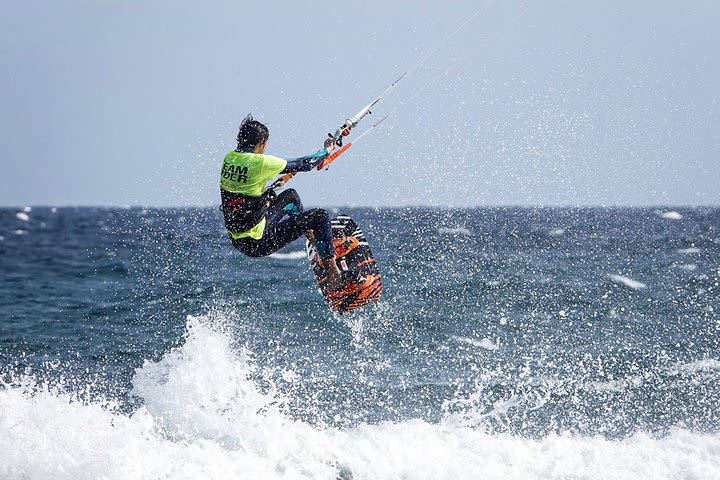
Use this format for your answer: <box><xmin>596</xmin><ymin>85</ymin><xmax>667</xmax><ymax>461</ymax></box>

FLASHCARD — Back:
<box><xmin>1</xmin><ymin>206</ymin><xmax>719</xmax><ymax>479</ymax></box>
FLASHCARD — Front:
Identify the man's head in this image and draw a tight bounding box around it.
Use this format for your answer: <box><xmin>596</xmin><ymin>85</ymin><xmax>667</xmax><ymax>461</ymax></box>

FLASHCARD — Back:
<box><xmin>237</xmin><ymin>114</ymin><xmax>269</xmax><ymax>153</ymax></box>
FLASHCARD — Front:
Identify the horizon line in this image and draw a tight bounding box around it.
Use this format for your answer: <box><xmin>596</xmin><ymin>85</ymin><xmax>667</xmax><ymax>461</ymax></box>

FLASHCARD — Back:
<box><xmin>1</xmin><ymin>203</ymin><xmax>719</xmax><ymax>210</ymax></box>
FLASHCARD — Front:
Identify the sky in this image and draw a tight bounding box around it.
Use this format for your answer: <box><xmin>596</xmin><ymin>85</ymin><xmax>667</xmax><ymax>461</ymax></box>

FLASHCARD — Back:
<box><xmin>1</xmin><ymin>0</ymin><xmax>718</xmax><ymax>207</ymax></box>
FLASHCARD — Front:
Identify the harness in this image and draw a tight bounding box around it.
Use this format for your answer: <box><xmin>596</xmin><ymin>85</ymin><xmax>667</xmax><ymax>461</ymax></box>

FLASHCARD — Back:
<box><xmin>220</xmin><ymin>188</ymin><xmax>276</xmax><ymax>233</ymax></box>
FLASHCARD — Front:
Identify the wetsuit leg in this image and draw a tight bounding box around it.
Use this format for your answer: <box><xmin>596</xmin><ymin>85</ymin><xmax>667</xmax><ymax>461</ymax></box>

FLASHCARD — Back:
<box><xmin>232</xmin><ymin>190</ymin><xmax>335</xmax><ymax>259</ymax></box>
<box><xmin>265</xmin><ymin>189</ymin><xmax>303</xmax><ymax>224</ymax></box>
<box><xmin>233</xmin><ymin>208</ymin><xmax>335</xmax><ymax>259</ymax></box>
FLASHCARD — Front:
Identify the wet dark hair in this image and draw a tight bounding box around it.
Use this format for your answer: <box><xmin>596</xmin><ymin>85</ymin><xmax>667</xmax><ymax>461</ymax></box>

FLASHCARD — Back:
<box><xmin>236</xmin><ymin>114</ymin><xmax>269</xmax><ymax>149</ymax></box>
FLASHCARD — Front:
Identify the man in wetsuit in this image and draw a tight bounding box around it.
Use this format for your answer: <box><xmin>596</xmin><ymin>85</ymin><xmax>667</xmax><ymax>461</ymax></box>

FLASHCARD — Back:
<box><xmin>220</xmin><ymin>114</ymin><xmax>343</xmax><ymax>289</ymax></box>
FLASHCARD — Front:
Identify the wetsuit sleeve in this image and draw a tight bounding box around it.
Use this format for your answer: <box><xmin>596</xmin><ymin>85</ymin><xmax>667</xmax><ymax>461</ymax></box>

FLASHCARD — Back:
<box><xmin>281</xmin><ymin>149</ymin><xmax>329</xmax><ymax>173</ymax></box>
<box><xmin>260</xmin><ymin>154</ymin><xmax>288</xmax><ymax>181</ymax></box>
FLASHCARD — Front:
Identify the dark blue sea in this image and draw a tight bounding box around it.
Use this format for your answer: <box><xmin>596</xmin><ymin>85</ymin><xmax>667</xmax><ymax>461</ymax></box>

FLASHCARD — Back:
<box><xmin>1</xmin><ymin>206</ymin><xmax>719</xmax><ymax>479</ymax></box>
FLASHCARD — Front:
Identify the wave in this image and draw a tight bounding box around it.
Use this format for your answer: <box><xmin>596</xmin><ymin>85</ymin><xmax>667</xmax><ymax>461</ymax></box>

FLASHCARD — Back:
<box><xmin>2</xmin><ymin>316</ymin><xmax>719</xmax><ymax>479</ymax></box>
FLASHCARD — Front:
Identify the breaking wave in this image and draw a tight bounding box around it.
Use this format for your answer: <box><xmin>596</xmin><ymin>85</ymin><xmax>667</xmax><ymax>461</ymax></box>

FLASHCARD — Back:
<box><xmin>2</xmin><ymin>314</ymin><xmax>719</xmax><ymax>480</ymax></box>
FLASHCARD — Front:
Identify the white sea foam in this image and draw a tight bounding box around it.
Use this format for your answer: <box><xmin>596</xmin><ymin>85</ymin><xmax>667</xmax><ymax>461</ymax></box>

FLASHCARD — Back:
<box><xmin>13</xmin><ymin>229</ymin><xmax>28</xmax><ymax>236</ymax></box>
<box><xmin>437</xmin><ymin>226</ymin><xmax>471</xmax><ymax>235</ymax></box>
<box><xmin>453</xmin><ymin>336</ymin><xmax>500</xmax><ymax>351</ymax></box>
<box><xmin>674</xmin><ymin>263</ymin><xmax>698</xmax><ymax>272</ymax></box>
<box><xmin>15</xmin><ymin>212</ymin><xmax>30</xmax><ymax>222</ymax></box>
<box><xmin>2</xmin><ymin>316</ymin><xmax>720</xmax><ymax>479</ymax></box>
<box><xmin>609</xmin><ymin>274</ymin><xmax>647</xmax><ymax>290</ymax></box>
<box><xmin>51</xmin><ymin>207</ymin><xmax>57</xmax><ymax>213</ymax></box>
<box><xmin>548</xmin><ymin>228</ymin><xmax>565</xmax><ymax>236</ymax></box>
<box><xmin>675</xmin><ymin>359</ymin><xmax>720</xmax><ymax>375</ymax></box>
<box><xmin>677</xmin><ymin>247</ymin><xmax>701</xmax><ymax>254</ymax></box>
<box><xmin>590</xmin><ymin>375</ymin><xmax>644</xmax><ymax>393</ymax></box>
<box><xmin>585</xmin><ymin>357</ymin><xmax>720</xmax><ymax>395</ymax></box>
<box><xmin>269</xmin><ymin>250</ymin><xmax>307</xmax><ymax>260</ymax></box>
<box><xmin>657</xmin><ymin>210</ymin><xmax>683</xmax><ymax>220</ymax></box>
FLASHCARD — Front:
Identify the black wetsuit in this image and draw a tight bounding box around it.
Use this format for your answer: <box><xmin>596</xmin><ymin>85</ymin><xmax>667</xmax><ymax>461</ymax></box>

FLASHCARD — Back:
<box><xmin>230</xmin><ymin>188</ymin><xmax>335</xmax><ymax>259</ymax></box>
<box><xmin>222</xmin><ymin>149</ymin><xmax>335</xmax><ymax>260</ymax></box>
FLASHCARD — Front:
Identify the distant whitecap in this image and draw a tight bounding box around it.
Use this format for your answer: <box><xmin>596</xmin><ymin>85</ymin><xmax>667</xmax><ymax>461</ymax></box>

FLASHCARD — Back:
<box><xmin>51</xmin><ymin>207</ymin><xmax>58</xmax><ymax>213</ymax></box>
<box><xmin>548</xmin><ymin>228</ymin><xmax>565</xmax><ymax>236</ymax></box>
<box><xmin>269</xmin><ymin>250</ymin><xmax>307</xmax><ymax>260</ymax></box>
<box><xmin>437</xmin><ymin>226</ymin><xmax>471</xmax><ymax>235</ymax></box>
<box><xmin>677</xmin><ymin>247</ymin><xmax>700</xmax><ymax>254</ymax></box>
<box><xmin>657</xmin><ymin>210</ymin><xmax>683</xmax><ymax>220</ymax></box>
<box><xmin>609</xmin><ymin>274</ymin><xmax>647</xmax><ymax>290</ymax></box>
<box><xmin>15</xmin><ymin>212</ymin><xmax>30</xmax><ymax>222</ymax></box>
<box><xmin>22</xmin><ymin>206</ymin><xmax>32</xmax><ymax>213</ymax></box>
<box><xmin>674</xmin><ymin>263</ymin><xmax>697</xmax><ymax>272</ymax></box>
<box><xmin>453</xmin><ymin>336</ymin><xmax>500</xmax><ymax>350</ymax></box>
<box><xmin>14</xmin><ymin>229</ymin><xmax>28</xmax><ymax>235</ymax></box>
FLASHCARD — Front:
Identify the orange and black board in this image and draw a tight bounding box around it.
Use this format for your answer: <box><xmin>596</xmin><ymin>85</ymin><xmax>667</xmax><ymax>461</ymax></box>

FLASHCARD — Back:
<box><xmin>306</xmin><ymin>215</ymin><xmax>382</xmax><ymax>314</ymax></box>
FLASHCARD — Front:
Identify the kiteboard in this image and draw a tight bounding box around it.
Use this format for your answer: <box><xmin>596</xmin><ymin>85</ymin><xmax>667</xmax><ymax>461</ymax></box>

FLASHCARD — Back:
<box><xmin>306</xmin><ymin>215</ymin><xmax>382</xmax><ymax>314</ymax></box>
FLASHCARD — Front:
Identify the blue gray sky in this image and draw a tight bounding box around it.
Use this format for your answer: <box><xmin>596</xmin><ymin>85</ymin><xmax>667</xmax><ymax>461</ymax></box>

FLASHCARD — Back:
<box><xmin>1</xmin><ymin>0</ymin><xmax>718</xmax><ymax>207</ymax></box>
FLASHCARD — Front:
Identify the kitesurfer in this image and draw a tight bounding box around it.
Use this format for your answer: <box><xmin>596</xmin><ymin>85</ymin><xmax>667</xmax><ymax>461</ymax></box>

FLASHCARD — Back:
<box><xmin>220</xmin><ymin>114</ymin><xmax>343</xmax><ymax>289</ymax></box>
